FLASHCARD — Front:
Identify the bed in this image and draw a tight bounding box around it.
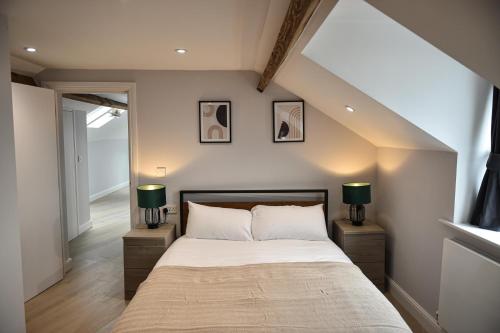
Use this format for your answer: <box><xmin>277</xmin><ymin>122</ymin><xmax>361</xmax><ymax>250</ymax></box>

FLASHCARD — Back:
<box><xmin>113</xmin><ymin>190</ymin><xmax>411</xmax><ymax>332</ymax></box>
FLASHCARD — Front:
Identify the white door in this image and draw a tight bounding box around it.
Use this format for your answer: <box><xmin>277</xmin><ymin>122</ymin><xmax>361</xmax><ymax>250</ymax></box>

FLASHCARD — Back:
<box><xmin>73</xmin><ymin>111</ymin><xmax>91</xmax><ymax>233</ymax></box>
<box><xmin>11</xmin><ymin>83</ymin><xmax>63</xmax><ymax>301</ymax></box>
<box><xmin>63</xmin><ymin>110</ymin><xmax>79</xmax><ymax>241</ymax></box>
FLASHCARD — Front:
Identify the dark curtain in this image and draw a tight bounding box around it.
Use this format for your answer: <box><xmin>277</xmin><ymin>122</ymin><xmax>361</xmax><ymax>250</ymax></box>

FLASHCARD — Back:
<box><xmin>471</xmin><ymin>86</ymin><xmax>500</xmax><ymax>231</ymax></box>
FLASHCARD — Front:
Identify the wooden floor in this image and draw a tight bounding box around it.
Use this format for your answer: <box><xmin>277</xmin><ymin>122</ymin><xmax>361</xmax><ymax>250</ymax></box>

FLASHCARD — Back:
<box><xmin>25</xmin><ymin>188</ymin><xmax>130</xmax><ymax>333</ymax></box>
<box><xmin>25</xmin><ymin>186</ymin><xmax>426</xmax><ymax>333</ymax></box>
<box><xmin>385</xmin><ymin>293</ymin><xmax>428</xmax><ymax>333</ymax></box>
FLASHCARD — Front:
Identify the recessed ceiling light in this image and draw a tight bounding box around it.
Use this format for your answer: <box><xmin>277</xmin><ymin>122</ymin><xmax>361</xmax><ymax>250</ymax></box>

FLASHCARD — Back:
<box><xmin>24</xmin><ymin>47</ymin><xmax>37</xmax><ymax>53</ymax></box>
<box><xmin>175</xmin><ymin>48</ymin><xmax>187</xmax><ymax>54</ymax></box>
<box><xmin>345</xmin><ymin>105</ymin><xmax>355</xmax><ymax>112</ymax></box>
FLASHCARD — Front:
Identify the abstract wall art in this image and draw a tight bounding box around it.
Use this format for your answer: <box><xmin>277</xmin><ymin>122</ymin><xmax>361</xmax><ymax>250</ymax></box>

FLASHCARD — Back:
<box><xmin>199</xmin><ymin>101</ymin><xmax>231</xmax><ymax>143</ymax></box>
<box><xmin>273</xmin><ymin>101</ymin><xmax>304</xmax><ymax>143</ymax></box>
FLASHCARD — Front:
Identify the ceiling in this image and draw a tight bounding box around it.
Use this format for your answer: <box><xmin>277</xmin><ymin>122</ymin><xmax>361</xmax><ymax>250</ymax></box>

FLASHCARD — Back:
<box><xmin>4</xmin><ymin>0</ymin><xmax>289</xmax><ymax>72</ymax></box>
<box><xmin>5</xmin><ymin>0</ymin><xmax>494</xmax><ymax>153</ymax></box>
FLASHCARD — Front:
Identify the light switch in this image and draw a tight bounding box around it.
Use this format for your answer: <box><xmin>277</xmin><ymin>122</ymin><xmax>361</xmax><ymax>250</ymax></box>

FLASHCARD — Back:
<box><xmin>156</xmin><ymin>166</ymin><xmax>167</xmax><ymax>177</ymax></box>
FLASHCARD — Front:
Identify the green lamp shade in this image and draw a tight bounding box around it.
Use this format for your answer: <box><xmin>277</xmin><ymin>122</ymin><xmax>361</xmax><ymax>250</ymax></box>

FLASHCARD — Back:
<box><xmin>137</xmin><ymin>184</ymin><xmax>166</xmax><ymax>208</ymax></box>
<box><xmin>342</xmin><ymin>182</ymin><xmax>371</xmax><ymax>205</ymax></box>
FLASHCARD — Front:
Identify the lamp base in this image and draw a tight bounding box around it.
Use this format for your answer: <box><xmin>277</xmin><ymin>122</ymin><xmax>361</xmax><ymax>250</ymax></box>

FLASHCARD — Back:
<box><xmin>145</xmin><ymin>207</ymin><xmax>161</xmax><ymax>229</ymax></box>
<box><xmin>349</xmin><ymin>204</ymin><xmax>365</xmax><ymax>226</ymax></box>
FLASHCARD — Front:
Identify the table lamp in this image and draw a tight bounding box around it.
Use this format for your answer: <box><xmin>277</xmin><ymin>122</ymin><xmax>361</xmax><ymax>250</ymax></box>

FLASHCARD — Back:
<box><xmin>342</xmin><ymin>182</ymin><xmax>371</xmax><ymax>226</ymax></box>
<box><xmin>137</xmin><ymin>184</ymin><xmax>166</xmax><ymax>229</ymax></box>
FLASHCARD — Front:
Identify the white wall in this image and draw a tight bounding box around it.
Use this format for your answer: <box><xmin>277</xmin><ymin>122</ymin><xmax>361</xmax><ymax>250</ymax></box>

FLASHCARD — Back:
<box><xmin>37</xmin><ymin>70</ymin><xmax>378</xmax><ymax>231</ymax></box>
<box><xmin>377</xmin><ymin>147</ymin><xmax>500</xmax><ymax>318</ymax></box>
<box><xmin>87</xmin><ymin>111</ymin><xmax>129</xmax><ymax>201</ymax></box>
<box><xmin>0</xmin><ymin>14</ymin><xmax>26</xmax><ymax>333</ymax></box>
<box><xmin>377</xmin><ymin>148</ymin><xmax>456</xmax><ymax>315</ymax></box>
<box><xmin>303</xmin><ymin>0</ymin><xmax>492</xmax><ymax>224</ymax></box>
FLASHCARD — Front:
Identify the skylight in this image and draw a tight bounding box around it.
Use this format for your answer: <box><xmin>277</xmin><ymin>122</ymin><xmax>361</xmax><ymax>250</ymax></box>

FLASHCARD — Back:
<box><xmin>87</xmin><ymin>106</ymin><xmax>125</xmax><ymax>128</ymax></box>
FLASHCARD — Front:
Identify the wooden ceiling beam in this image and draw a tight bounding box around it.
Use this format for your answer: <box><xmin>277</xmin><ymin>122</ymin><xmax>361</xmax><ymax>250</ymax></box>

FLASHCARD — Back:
<box><xmin>63</xmin><ymin>93</ymin><xmax>128</xmax><ymax>110</ymax></box>
<box><xmin>11</xmin><ymin>72</ymin><xmax>38</xmax><ymax>86</ymax></box>
<box><xmin>257</xmin><ymin>0</ymin><xmax>320</xmax><ymax>92</ymax></box>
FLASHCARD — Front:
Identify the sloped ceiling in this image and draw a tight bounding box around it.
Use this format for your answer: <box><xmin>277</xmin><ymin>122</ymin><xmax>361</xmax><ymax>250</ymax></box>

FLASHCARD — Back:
<box><xmin>300</xmin><ymin>0</ymin><xmax>490</xmax><ymax>153</ymax></box>
<box><xmin>366</xmin><ymin>0</ymin><xmax>500</xmax><ymax>89</ymax></box>
<box><xmin>4</xmin><ymin>0</ymin><xmax>289</xmax><ymax>71</ymax></box>
<box><xmin>274</xmin><ymin>0</ymin><xmax>451</xmax><ymax>151</ymax></box>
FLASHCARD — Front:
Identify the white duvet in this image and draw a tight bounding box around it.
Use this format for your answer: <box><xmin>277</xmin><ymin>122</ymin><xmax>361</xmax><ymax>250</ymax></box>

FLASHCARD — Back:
<box><xmin>155</xmin><ymin>236</ymin><xmax>351</xmax><ymax>268</ymax></box>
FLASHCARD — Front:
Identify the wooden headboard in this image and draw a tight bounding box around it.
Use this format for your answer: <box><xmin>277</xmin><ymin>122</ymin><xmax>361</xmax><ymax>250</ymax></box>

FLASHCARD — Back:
<box><xmin>179</xmin><ymin>189</ymin><xmax>328</xmax><ymax>235</ymax></box>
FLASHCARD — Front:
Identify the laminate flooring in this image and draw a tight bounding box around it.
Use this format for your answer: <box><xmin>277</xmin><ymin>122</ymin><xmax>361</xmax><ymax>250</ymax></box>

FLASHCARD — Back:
<box><xmin>25</xmin><ymin>188</ymin><xmax>130</xmax><ymax>333</ymax></box>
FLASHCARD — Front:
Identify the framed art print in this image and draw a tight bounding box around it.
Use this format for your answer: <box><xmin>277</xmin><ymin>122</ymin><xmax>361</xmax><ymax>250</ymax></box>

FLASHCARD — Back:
<box><xmin>273</xmin><ymin>101</ymin><xmax>304</xmax><ymax>142</ymax></box>
<box><xmin>199</xmin><ymin>101</ymin><xmax>231</xmax><ymax>143</ymax></box>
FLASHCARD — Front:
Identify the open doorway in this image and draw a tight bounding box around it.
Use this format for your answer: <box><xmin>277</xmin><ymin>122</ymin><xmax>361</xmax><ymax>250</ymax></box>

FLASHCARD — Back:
<box><xmin>61</xmin><ymin>92</ymin><xmax>130</xmax><ymax>262</ymax></box>
<box><xmin>21</xmin><ymin>83</ymin><xmax>137</xmax><ymax>330</ymax></box>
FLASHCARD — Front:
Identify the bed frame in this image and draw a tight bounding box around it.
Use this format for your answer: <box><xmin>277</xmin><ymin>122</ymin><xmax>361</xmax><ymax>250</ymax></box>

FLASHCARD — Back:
<box><xmin>179</xmin><ymin>189</ymin><xmax>328</xmax><ymax>235</ymax></box>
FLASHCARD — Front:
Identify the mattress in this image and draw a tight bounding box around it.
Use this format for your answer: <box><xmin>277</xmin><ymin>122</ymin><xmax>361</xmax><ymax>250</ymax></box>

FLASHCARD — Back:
<box><xmin>155</xmin><ymin>236</ymin><xmax>352</xmax><ymax>267</ymax></box>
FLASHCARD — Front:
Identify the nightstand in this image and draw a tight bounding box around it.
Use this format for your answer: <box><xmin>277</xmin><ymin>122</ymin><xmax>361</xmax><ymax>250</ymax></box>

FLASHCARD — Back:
<box><xmin>123</xmin><ymin>223</ymin><xmax>176</xmax><ymax>300</ymax></box>
<box><xmin>332</xmin><ymin>219</ymin><xmax>385</xmax><ymax>291</ymax></box>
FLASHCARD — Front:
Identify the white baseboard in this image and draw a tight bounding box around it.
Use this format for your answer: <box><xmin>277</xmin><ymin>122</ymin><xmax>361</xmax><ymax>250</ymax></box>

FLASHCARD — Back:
<box><xmin>89</xmin><ymin>181</ymin><xmax>128</xmax><ymax>202</ymax></box>
<box><xmin>63</xmin><ymin>257</ymin><xmax>73</xmax><ymax>273</ymax></box>
<box><xmin>386</xmin><ymin>276</ymin><xmax>442</xmax><ymax>333</ymax></box>
<box><xmin>78</xmin><ymin>220</ymin><xmax>93</xmax><ymax>235</ymax></box>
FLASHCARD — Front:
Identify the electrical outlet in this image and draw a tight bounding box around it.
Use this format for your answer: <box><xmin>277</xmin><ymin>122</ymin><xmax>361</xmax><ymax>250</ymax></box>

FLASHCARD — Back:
<box><xmin>165</xmin><ymin>205</ymin><xmax>177</xmax><ymax>214</ymax></box>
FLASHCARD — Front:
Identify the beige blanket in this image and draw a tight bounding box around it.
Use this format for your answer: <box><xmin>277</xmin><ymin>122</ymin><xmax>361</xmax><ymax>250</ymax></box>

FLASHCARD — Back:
<box><xmin>113</xmin><ymin>262</ymin><xmax>411</xmax><ymax>332</ymax></box>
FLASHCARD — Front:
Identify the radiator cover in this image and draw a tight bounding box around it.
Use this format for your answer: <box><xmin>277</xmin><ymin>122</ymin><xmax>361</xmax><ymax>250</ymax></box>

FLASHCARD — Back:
<box><xmin>438</xmin><ymin>238</ymin><xmax>500</xmax><ymax>333</ymax></box>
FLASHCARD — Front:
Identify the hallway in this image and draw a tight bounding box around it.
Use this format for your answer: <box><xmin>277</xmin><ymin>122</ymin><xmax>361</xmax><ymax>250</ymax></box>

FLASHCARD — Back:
<box><xmin>24</xmin><ymin>188</ymin><xmax>130</xmax><ymax>333</ymax></box>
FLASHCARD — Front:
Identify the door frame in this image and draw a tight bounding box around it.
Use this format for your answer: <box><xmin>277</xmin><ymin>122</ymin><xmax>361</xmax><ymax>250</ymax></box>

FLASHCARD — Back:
<box><xmin>61</xmin><ymin>109</ymin><xmax>79</xmax><ymax>242</ymax></box>
<box><xmin>43</xmin><ymin>81</ymin><xmax>139</xmax><ymax>273</ymax></box>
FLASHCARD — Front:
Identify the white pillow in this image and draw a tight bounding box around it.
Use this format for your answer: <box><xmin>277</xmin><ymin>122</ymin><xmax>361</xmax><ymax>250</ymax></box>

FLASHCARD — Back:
<box><xmin>251</xmin><ymin>204</ymin><xmax>328</xmax><ymax>241</ymax></box>
<box><xmin>185</xmin><ymin>201</ymin><xmax>253</xmax><ymax>241</ymax></box>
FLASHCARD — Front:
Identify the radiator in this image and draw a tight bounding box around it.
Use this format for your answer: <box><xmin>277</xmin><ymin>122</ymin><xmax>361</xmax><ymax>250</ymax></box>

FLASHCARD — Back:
<box><xmin>438</xmin><ymin>239</ymin><xmax>500</xmax><ymax>333</ymax></box>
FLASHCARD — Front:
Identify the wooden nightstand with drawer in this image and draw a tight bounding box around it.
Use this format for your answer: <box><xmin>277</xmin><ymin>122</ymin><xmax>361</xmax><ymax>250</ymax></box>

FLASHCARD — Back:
<box><xmin>123</xmin><ymin>223</ymin><xmax>176</xmax><ymax>300</ymax></box>
<box><xmin>332</xmin><ymin>219</ymin><xmax>385</xmax><ymax>291</ymax></box>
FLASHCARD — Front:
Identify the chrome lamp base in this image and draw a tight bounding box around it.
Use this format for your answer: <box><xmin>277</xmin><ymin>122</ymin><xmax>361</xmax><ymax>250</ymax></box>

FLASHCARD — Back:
<box><xmin>349</xmin><ymin>204</ymin><xmax>365</xmax><ymax>226</ymax></box>
<box><xmin>144</xmin><ymin>207</ymin><xmax>161</xmax><ymax>229</ymax></box>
